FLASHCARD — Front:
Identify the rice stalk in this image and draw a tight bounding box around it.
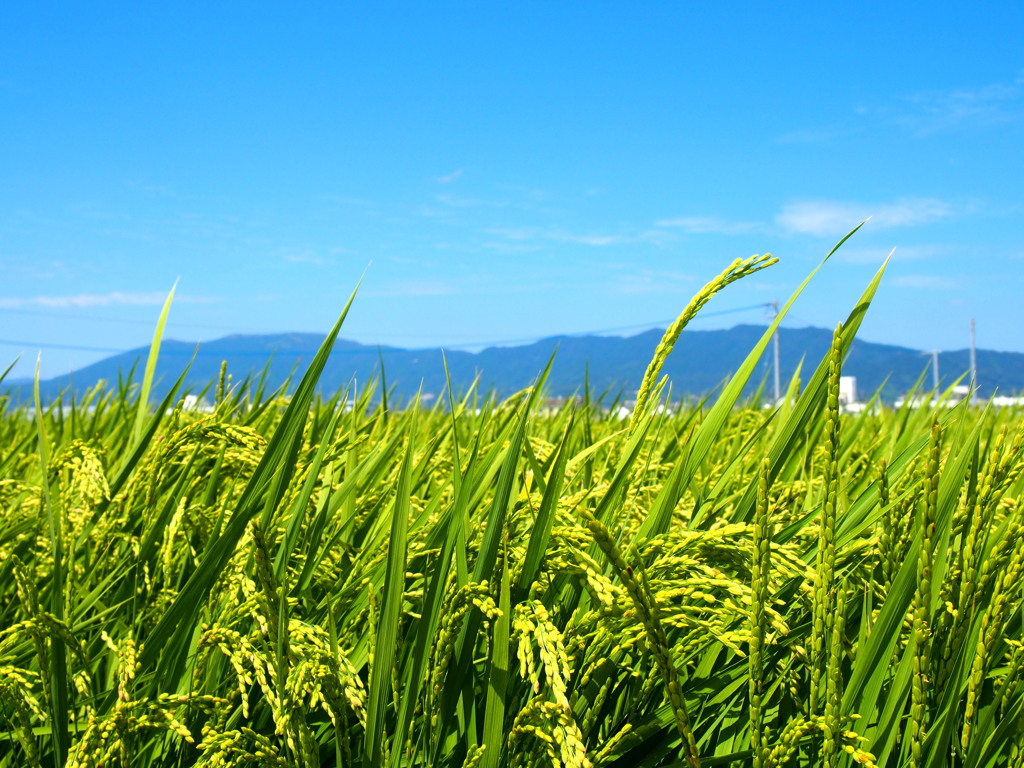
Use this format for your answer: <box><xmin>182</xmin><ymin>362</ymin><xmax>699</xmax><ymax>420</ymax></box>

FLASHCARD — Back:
<box><xmin>749</xmin><ymin>457</ymin><xmax>773</xmax><ymax>768</ymax></box>
<box><xmin>809</xmin><ymin>324</ymin><xmax>842</xmax><ymax>719</ymax></box>
<box><xmin>908</xmin><ymin>418</ymin><xmax>940</xmax><ymax>767</ymax></box>
<box><xmin>630</xmin><ymin>254</ymin><xmax>777</xmax><ymax>432</ymax></box>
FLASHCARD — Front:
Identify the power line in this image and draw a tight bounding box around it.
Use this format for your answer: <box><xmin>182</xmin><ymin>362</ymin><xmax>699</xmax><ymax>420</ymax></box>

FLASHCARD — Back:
<box><xmin>434</xmin><ymin>303</ymin><xmax>775</xmax><ymax>350</ymax></box>
<box><xmin>0</xmin><ymin>338</ymin><xmax>125</xmax><ymax>354</ymax></box>
<box><xmin>0</xmin><ymin>306</ymin><xmax>242</xmax><ymax>332</ymax></box>
<box><xmin>0</xmin><ymin>301</ymin><xmax>774</xmax><ymax>340</ymax></box>
<box><xmin>0</xmin><ymin>302</ymin><xmax>776</xmax><ymax>357</ymax></box>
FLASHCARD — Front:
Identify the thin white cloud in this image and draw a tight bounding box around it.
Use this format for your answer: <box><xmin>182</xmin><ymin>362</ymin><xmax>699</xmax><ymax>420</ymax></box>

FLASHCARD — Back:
<box><xmin>363</xmin><ymin>279</ymin><xmax>456</xmax><ymax>298</ymax></box>
<box><xmin>551</xmin><ymin>233</ymin><xmax>625</xmax><ymax>246</ymax></box>
<box><xmin>892</xmin><ymin>274</ymin><xmax>957</xmax><ymax>290</ymax></box>
<box><xmin>0</xmin><ymin>291</ymin><xmax>213</xmax><ymax>309</ymax></box>
<box><xmin>434</xmin><ymin>193</ymin><xmax>506</xmax><ymax>209</ymax></box>
<box><xmin>834</xmin><ymin>244</ymin><xmax>946</xmax><ymax>264</ymax></box>
<box><xmin>437</xmin><ymin>169</ymin><xmax>465</xmax><ymax>184</ymax></box>
<box><xmin>414</xmin><ymin>204</ymin><xmax>451</xmax><ymax>219</ymax></box>
<box><xmin>654</xmin><ymin>215</ymin><xmax>761</xmax><ymax>235</ymax></box>
<box><xmin>486</xmin><ymin>227</ymin><xmax>628</xmax><ymax>247</ymax></box>
<box><xmin>610</xmin><ymin>269</ymin><xmax>695</xmax><ymax>295</ymax></box>
<box><xmin>897</xmin><ymin>79</ymin><xmax>1022</xmax><ymax>134</ymax></box>
<box><xmin>485</xmin><ymin>227</ymin><xmax>537</xmax><ymax>241</ymax></box>
<box><xmin>635</xmin><ymin>228</ymin><xmax>676</xmax><ymax>247</ymax></box>
<box><xmin>284</xmin><ymin>252</ymin><xmax>328</xmax><ymax>265</ymax></box>
<box><xmin>776</xmin><ymin>198</ymin><xmax>954</xmax><ymax>237</ymax></box>
<box><xmin>854</xmin><ymin>74</ymin><xmax>1024</xmax><ymax>136</ymax></box>
<box><xmin>482</xmin><ymin>241</ymin><xmax>544</xmax><ymax>254</ymax></box>
<box><xmin>782</xmin><ymin>75</ymin><xmax>1023</xmax><ymax>144</ymax></box>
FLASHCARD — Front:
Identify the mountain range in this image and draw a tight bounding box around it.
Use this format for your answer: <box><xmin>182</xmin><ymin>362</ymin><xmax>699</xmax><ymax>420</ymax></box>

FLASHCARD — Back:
<box><xmin>7</xmin><ymin>325</ymin><xmax>1024</xmax><ymax>405</ymax></box>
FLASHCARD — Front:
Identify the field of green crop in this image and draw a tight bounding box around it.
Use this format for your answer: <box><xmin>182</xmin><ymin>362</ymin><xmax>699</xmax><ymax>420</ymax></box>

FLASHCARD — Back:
<box><xmin>2</xmin><ymin>251</ymin><xmax>1023</xmax><ymax>767</ymax></box>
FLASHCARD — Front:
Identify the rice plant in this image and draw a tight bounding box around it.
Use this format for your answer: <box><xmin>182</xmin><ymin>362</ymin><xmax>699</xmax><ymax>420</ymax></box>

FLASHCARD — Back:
<box><xmin>1</xmin><ymin>241</ymin><xmax>1023</xmax><ymax>767</ymax></box>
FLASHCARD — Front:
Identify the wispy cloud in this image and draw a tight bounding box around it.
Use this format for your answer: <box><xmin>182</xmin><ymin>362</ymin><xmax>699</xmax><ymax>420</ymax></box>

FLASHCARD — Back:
<box><xmin>494</xmin><ymin>183</ymin><xmax>554</xmax><ymax>204</ymax></box>
<box><xmin>437</xmin><ymin>169</ymin><xmax>464</xmax><ymax>184</ymax></box>
<box><xmin>891</xmin><ymin>274</ymin><xmax>957</xmax><ymax>290</ymax></box>
<box><xmin>776</xmin><ymin>198</ymin><xmax>954</xmax><ymax>237</ymax></box>
<box><xmin>482</xmin><ymin>241</ymin><xmax>544</xmax><ymax>254</ymax></box>
<box><xmin>485</xmin><ymin>227</ymin><xmax>537</xmax><ymax>241</ymax></box>
<box><xmin>485</xmin><ymin>226</ymin><xmax>630</xmax><ymax>247</ymax></box>
<box><xmin>854</xmin><ymin>74</ymin><xmax>1024</xmax><ymax>135</ymax></box>
<box><xmin>362</xmin><ymin>279</ymin><xmax>456</xmax><ymax>298</ymax></box>
<box><xmin>434</xmin><ymin>193</ymin><xmax>507</xmax><ymax>209</ymax></box>
<box><xmin>0</xmin><ymin>258</ymin><xmax>73</xmax><ymax>281</ymax></box>
<box><xmin>283</xmin><ymin>251</ymin><xmax>328</xmax><ymax>265</ymax></box>
<box><xmin>781</xmin><ymin>74</ymin><xmax>1023</xmax><ymax>144</ymax></box>
<box><xmin>550</xmin><ymin>232</ymin><xmax>625</xmax><ymax>246</ymax></box>
<box><xmin>893</xmin><ymin>78</ymin><xmax>1023</xmax><ymax>134</ymax></box>
<box><xmin>833</xmin><ymin>244</ymin><xmax>945</xmax><ymax>264</ymax></box>
<box><xmin>0</xmin><ymin>291</ymin><xmax>213</xmax><ymax>309</ymax></box>
<box><xmin>654</xmin><ymin>215</ymin><xmax>761</xmax><ymax>235</ymax></box>
<box><xmin>609</xmin><ymin>269</ymin><xmax>695</xmax><ymax>295</ymax></box>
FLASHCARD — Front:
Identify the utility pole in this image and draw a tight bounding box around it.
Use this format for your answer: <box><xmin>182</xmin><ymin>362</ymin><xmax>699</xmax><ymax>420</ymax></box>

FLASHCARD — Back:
<box><xmin>772</xmin><ymin>300</ymin><xmax>781</xmax><ymax>404</ymax></box>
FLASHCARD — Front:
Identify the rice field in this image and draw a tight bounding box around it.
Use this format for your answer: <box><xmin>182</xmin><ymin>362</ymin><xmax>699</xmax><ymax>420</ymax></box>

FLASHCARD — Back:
<box><xmin>1</xmin><ymin>251</ymin><xmax>1023</xmax><ymax>767</ymax></box>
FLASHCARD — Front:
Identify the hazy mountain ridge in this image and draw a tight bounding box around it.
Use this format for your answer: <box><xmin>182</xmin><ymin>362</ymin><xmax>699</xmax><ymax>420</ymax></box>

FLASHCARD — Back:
<box><xmin>7</xmin><ymin>325</ymin><xmax>1023</xmax><ymax>405</ymax></box>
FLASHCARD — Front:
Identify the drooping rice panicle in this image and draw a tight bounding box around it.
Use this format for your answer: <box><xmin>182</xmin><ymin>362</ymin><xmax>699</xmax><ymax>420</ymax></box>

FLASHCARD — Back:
<box><xmin>630</xmin><ymin>253</ymin><xmax>777</xmax><ymax>431</ymax></box>
<box><xmin>962</xmin><ymin>518</ymin><xmax>1024</xmax><ymax>751</ymax></box>
<box><xmin>749</xmin><ymin>457</ymin><xmax>773</xmax><ymax>768</ymax></box>
<box><xmin>809</xmin><ymin>324</ymin><xmax>843</xmax><ymax>719</ymax></box>
<box><xmin>908</xmin><ymin>418</ymin><xmax>940</xmax><ymax>766</ymax></box>
<box><xmin>822</xmin><ymin>584</ymin><xmax>847</xmax><ymax>768</ymax></box>
<box><xmin>877</xmin><ymin>459</ymin><xmax>897</xmax><ymax>589</ymax></box>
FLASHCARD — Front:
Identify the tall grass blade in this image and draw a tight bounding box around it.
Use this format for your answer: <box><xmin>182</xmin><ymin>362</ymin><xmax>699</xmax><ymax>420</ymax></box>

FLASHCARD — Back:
<box><xmin>138</xmin><ymin>286</ymin><xmax>358</xmax><ymax>677</ymax></box>
<box><xmin>34</xmin><ymin>356</ymin><xmax>69</xmax><ymax>765</ymax></box>
<box><xmin>364</xmin><ymin>426</ymin><xmax>414</xmax><ymax>767</ymax></box>
<box><xmin>130</xmin><ymin>281</ymin><xmax>176</xmax><ymax>447</ymax></box>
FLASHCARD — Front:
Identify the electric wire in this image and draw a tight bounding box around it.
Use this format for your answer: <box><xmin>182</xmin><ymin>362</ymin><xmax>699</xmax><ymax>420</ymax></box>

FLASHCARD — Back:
<box><xmin>0</xmin><ymin>303</ymin><xmax>780</xmax><ymax>357</ymax></box>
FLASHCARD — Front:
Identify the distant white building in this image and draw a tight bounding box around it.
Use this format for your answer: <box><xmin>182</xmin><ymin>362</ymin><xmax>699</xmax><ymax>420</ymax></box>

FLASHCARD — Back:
<box><xmin>610</xmin><ymin>401</ymin><xmax>673</xmax><ymax>420</ymax></box>
<box><xmin>991</xmin><ymin>395</ymin><xmax>1024</xmax><ymax>407</ymax></box>
<box><xmin>838</xmin><ymin>376</ymin><xmax>871</xmax><ymax>413</ymax></box>
<box><xmin>839</xmin><ymin>376</ymin><xmax>857</xmax><ymax>407</ymax></box>
<box><xmin>894</xmin><ymin>384</ymin><xmax>981</xmax><ymax>409</ymax></box>
<box><xmin>759</xmin><ymin>375</ymin><xmax>869</xmax><ymax>412</ymax></box>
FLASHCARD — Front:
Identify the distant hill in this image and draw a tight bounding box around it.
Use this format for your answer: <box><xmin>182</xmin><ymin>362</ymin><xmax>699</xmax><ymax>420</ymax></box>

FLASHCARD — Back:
<box><xmin>6</xmin><ymin>325</ymin><xmax>1024</xmax><ymax>405</ymax></box>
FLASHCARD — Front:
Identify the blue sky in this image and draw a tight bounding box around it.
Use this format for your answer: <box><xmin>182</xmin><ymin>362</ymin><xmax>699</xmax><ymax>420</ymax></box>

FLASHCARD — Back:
<box><xmin>2</xmin><ymin>2</ymin><xmax>1023</xmax><ymax>379</ymax></box>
